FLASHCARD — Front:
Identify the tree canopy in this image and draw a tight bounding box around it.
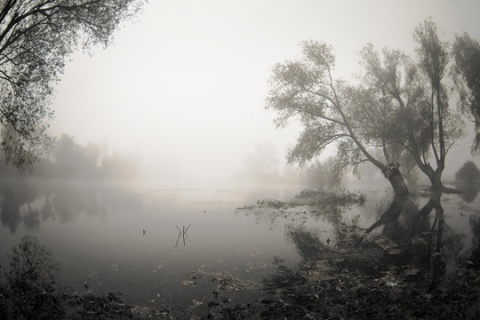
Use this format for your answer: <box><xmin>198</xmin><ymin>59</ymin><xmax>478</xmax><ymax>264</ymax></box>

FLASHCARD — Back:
<box><xmin>0</xmin><ymin>0</ymin><xmax>146</xmax><ymax>171</ymax></box>
<box><xmin>266</xmin><ymin>40</ymin><xmax>410</xmax><ymax>194</ymax></box>
<box><xmin>266</xmin><ymin>20</ymin><xmax>467</xmax><ymax>193</ymax></box>
<box><xmin>452</xmin><ymin>33</ymin><xmax>480</xmax><ymax>151</ymax></box>
<box><xmin>455</xmin><ymin>161</ymin><xmax>480</xmax><ymax>183</ymax></box>
<box><xmin>359</xmin><ymin>20</ymin><xmax>465</xmax><ymax>191</ymax></box>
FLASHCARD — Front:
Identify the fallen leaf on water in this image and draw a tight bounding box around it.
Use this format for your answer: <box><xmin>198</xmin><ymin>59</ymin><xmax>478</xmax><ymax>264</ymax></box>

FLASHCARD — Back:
<box><xmin>181</xmin><ymin>280</ymin><xmax>196</xmax><ymax>287</ymax></box>
<box><xmin>192</xmin><ymin>299</ymin><xmax>203</xmax><ymax>307</ymax></box>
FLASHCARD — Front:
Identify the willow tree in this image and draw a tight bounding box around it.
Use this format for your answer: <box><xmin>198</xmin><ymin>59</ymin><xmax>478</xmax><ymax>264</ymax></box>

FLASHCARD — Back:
<box><xmin>0</xmin><ymin>0</ymin><xmax>146</xmax><ymax>170</ymax></box>
<box><xmin>360</xmin><ymin>20</ymin><xmax>465</xmax><ymax>192</ymax></box>
<box><xmin>266</xmin><ymin>20</ymin><xmax>466</xmax><ymax>194</ymax></box>
<box><xmin>266</xmin><ymin>41</ymin><xmax>410</xmax><ymax>195</ymax></box>
<box><xmin>452</xmin><ymin>33</ymin><xmax>480</xmax><ymax>151</ymax></box>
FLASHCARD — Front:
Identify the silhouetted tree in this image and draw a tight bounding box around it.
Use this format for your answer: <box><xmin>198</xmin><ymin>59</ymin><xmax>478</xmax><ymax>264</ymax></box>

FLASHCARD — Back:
<box><xmin>0</xmin><ymin>236</ymin><xmax>138</xmax><ymax>319</ymax></box>
<box><xmin>266</xmin><ymin>20</ymin><xmax>467</xmax><ymax>194</ymax></box>
<box><xmin>355</xmin><ymin>20</ymin><xmax>465</xmax><ymax>192</ymax></box>
<box><xmin>2</xmin><ymin>235</ymin><xmax>62</xmax><ymax>319</ymax></box>
<box><xmin>452</xmin><ymin>33</ymin><xmax>480</xmax><ymax>151</ymax></box>
<box><xmin>0</xmin><ymin>0</ymin><xmax>146</xmax><ymax>171</ymax></box>
<box><xmin>455</xmin><ymin>160</ymin><xmax>480</xmax><ymax>183</ymax></box>
<box><xmin>50</xmin><ymin>134</ymin><xmax>101</xmax><ymax>179</ymax></box>
<box><xmin>26</xmin><ymin>134</ymin><xmax>139</xmax><ymax>181</ymax></box>
<box><xmin>266</xmin><ymin>40</ymin><xmax>410</xmax><ymax>195</ymax></box>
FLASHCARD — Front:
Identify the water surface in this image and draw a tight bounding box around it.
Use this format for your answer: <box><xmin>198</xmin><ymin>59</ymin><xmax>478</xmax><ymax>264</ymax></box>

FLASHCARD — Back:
<box><xmin>0</xmin><ymin>178</ymin><xmax>478</xmax><ymax>309</ymax></box>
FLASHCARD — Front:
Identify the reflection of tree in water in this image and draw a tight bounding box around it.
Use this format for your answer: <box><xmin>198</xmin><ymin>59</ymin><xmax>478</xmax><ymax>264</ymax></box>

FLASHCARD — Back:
<box><xmin>0</xmin><ymin>178</ymin><xmax>141</xmax><ymax>233</ymax></box>
<box><xmin>46</xmin><ymin>182</ymin><xmax>109</xmax><ymax>223</ymax></box>
<box><xmin>0</xmin><ymin>181</ymin><xmax>36</xmax><ymax>233</ymax></box>
<box><xmin>252</xmin><ymin>195</ymin><xmax>475</xmax><ymax>319</ymax></box>
<box><xmin>286</xmin><ymin>226</ymin><xmax>332</xmax><ymax>262</ymax></box>
<box><xmin>22</xmin><ymin>203</ymin><xmax>42</xmax><ymax>230</ymax></box>
<box><xmin>361</xmin><ymin>194</ymin><xmax>464</xmax><ymax>288</ymax></box>
<box><xmin>456</xmin><ymin>183</ymin><xmax>480</xmax><ymax>203</ymax></box>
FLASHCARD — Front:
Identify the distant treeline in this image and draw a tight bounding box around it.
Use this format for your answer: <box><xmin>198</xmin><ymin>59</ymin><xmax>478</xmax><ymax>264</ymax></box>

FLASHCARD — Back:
<box><xmin>0</xmin><ymin>134</ymin><xmax>138</xmax><ymax>181</ymax></box>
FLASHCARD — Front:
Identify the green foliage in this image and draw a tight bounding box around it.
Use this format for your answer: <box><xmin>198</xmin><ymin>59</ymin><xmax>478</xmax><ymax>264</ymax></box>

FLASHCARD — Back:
<box><xmin>455</xmin><ymin>161</ymin><xmax>480</xmax><ymax>183</ymax></box>
<box><xmin>0</xmin><ymin>0</ymin><xmax>147</xmax><ymax>171</ymax></box>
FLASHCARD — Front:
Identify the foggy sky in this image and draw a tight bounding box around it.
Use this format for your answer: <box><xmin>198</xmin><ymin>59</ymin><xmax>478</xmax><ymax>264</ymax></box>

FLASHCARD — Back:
<box><xmin>51</xmin><ymin>0</ymin><xmax>480</xmax><ymax>187</ymax></box>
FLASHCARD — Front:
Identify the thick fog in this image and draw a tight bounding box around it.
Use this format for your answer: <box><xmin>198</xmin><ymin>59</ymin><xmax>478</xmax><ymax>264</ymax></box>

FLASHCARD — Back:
<box><xmin>50</xmin><ymin>0</ymin><xmax>480</xmax><ymax>188</ymax></box>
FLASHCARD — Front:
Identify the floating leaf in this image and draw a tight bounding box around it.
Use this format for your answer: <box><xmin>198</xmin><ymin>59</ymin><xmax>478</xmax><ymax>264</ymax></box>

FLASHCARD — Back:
<box><xmin>192</xmin><ymin>299</ymin><xmax>203</xmax><ymax>307</ymax></box>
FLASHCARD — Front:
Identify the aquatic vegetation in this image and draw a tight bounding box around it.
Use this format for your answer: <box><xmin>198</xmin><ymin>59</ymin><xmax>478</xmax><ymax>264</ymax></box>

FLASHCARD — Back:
<box><xmin>176</xmin><ymin>225</ymin><xmax>480</xmax><ymax>319</ymax></box>
<box><xmin>172</xmin><ymin>191</ymin><xmax>480</xmax><ymax>319</ymax></box>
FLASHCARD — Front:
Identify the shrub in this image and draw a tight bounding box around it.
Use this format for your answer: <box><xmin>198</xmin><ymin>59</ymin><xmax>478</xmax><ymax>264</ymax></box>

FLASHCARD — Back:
<box><xmin>455</xmin><ymin>161</ymin><xmax>480</xmax><ymax>183</ymax></box>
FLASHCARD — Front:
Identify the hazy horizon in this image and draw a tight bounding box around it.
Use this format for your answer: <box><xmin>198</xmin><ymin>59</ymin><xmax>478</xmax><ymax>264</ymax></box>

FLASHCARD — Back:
<box><xmin>49</xmin><ymin>0</ymin><xmax>480</xmax><ymax>188</ymax></box>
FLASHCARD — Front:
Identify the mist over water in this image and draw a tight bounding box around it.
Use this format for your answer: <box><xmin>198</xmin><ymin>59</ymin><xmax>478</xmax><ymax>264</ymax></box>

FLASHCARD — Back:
<box><xmin>50</xmin><ymin>1</ymin><xmax>480</xmax><ymax>188</ymax></box>
<box><xmin>1</xmin><ymin>161</ymin><xmax>479</xmax><ymax>309</ymax></box>
<box><xmin>1</xmin><ymin>1</ymin><xmax>480</xmax><ymax>318</ymax></box>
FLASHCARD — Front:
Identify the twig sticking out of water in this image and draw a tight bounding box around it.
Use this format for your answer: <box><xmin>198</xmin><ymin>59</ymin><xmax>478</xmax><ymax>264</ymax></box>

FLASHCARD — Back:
<box><xmin>175</xmin><ymin>223</ymin><xmax>191</xmax><ymax>248</ymax></box>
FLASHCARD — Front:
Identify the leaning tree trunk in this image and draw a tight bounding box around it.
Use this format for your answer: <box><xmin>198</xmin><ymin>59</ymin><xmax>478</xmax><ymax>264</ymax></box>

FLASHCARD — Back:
<box><xmin>384</xmin><ymin>166</ymin><xmax>410</xmax><ymax>196</ymax></box>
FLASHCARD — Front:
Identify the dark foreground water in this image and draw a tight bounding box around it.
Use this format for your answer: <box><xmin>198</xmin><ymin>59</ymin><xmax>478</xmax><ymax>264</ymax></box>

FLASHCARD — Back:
<box><xmin>0</xmin><ymin>178</ymin><xmax>479</xmax><ymax>316</ymax></box>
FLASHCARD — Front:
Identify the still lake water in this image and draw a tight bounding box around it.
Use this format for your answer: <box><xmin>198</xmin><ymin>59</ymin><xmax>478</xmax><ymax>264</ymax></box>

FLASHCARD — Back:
<box><xmin>0</xmin><ymin>178</ymin><xmax>479</xmax><ymax>309</ymax></box>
